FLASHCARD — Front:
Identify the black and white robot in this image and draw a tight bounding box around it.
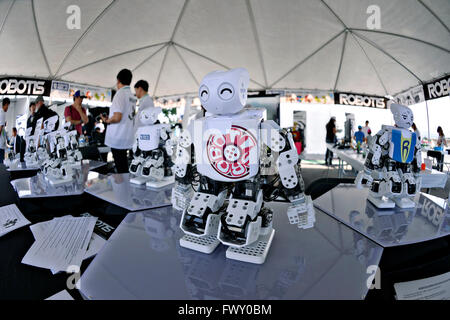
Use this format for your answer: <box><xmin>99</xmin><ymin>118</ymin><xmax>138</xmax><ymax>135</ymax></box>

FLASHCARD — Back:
<box><xmin>42</xmin><ymin>122</ymin><xmax>83</xmax><ymax>186</ymax></box>
<box><xmin>129</xmin><ymin>107</ymin><xmax>174</xmax><ymax>188</ymax></box>
<box><xmin>356</xmin><ymin>103</ymin><xmax>422</xmax><ymax>208</ymax></box>
<box><xmin>172</xmin><ymin>68</ymin><xmax>314</xmax><ymax>264</ymax></box>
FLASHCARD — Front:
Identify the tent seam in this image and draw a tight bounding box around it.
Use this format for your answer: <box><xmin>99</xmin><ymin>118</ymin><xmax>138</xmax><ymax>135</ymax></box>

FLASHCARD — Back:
<box><xmin>54</xmin><ymin>0</ymin><xmax>118</xmax><ymax>77</ymax></box>
<box><xmin>334</xmin><ymin>31</ymin><xmax>348</xmax><ymax>91</ymax></box>
<box><xmin>173</xmin><ymin>45</ymin><xmax>199</xmax><ymax>86</ymax></box>
<box><xmin>153</xmin><ymin>45</ymin><xmax>171</xmax><ymax>97</ymax></box>
<box><xmin>269</xmin><ymin>30</ymin><xmax>346</xmax><ymax>88</ymax></box>
<box><xmin>31</xmin><ymin>0</ymin><xmax>52</xmax><ymax>78</ymax></box>
<box><xmin>173</xmin><ymin>42</ymin><xmax>266</xmax><ymax>88</ymax></box>
<box><xmin>352</xmin><ymin>31</ymin><xmax>423</xmax><ymax>84</ymax></box>
<box><xmin>417</xmin><ymin>0</ymin><xmax>450</xmax><ymax>34</ymax></box>
<box><xmin>245</xmin><ymin>0</ymin><xmax>269</xmax><ymax>88</ymax></box>
<box><xmin>0</xmin><ymin>0</ymin><xmax>15</xmax><ymax>38</ymax></box>
<box><xmin>350</xmin><ymin>33</ymin><xmax>389</xmax><ymax>96</ymax></box>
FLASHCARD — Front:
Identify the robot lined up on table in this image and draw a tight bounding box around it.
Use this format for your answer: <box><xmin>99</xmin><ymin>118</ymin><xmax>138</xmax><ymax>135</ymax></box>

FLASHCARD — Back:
<box><xmin>129</xmin><ymin>107</ymin><xmax>175</xmax><ymax>188</ymax></box>
<box><xmin>356</xmin><ymin>103</ymin><xmax>422</xmax><ymax>209</ymax></box>
<box><xmin>24</xmin><ymin>116</ymin><xmax>84</xmax><ymax>186</ymax></box>
<box><xmin>171</xmin><ymin>68</ymin><xmax>315</xmax><ymax>264</ymax></box>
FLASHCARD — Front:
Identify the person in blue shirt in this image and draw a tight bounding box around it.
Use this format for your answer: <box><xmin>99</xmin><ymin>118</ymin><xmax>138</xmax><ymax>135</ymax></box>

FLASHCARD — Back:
<box><xmin>354</xmin><ymin>126</ymin><xmax>365</xmax><ymax>145</ymax></box>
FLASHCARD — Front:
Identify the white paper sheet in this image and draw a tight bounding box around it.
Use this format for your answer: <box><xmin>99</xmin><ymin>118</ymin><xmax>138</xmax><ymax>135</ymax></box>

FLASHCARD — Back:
<box><xmin>22</xmin><ymin>216</ymin><xmax>97</xmax><ymax>273</ymax></box>
<box><xmin>30</xmin><ymin>215</ymin><xmax>106</xmax><ymax>261</ymax></box>
<box><xmin>394</xmin><ymin>271</ymin><xmax>450</xmax><ymax>300</ymax></box>
<box><xmin>45</xmin><ymin>290</ymin><xmax>74</xmax><ymax>300</ymax></box>
<box><xmin>0</xmin><ymin>204</ymin><xmax>31</xmax><ymax>238</ymax></box>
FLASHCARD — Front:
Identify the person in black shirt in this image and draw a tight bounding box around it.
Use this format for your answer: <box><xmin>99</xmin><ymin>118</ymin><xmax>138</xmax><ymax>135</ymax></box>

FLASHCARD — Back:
<box><xmin>30</xmin><ymin>96</ymin><xmax>59</xmax><ymax>135</ymax></box>
<box><xmin>26</xmin><ymin>102</ymin><xmax>36</xmax><ymax>131</ymax></box>
<box><xmin>325</xmin><ymin>117</ymin><xmax>337</xmax><ymax>166</ymax></box>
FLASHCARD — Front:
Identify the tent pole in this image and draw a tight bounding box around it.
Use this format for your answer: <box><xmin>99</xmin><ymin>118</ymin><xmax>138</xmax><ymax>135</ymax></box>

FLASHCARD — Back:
<box><xmin>425</xmin><ymin>100</ymin><xmax>431</xmax><ymax>141</ymax></box>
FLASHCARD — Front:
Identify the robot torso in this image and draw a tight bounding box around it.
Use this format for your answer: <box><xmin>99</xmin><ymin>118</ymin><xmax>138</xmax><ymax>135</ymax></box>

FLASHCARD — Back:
<box><xmin>190</xmin><ymin>109</ymin><xmax>264</xmax><ymax>182</ymax></box>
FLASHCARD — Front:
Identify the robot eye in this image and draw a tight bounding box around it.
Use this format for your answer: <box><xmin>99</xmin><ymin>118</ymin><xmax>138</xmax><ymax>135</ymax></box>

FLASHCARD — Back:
<box><xmin>218</xmin><ymin>83</ymin><xmax>234</xmax><ymax>100</ymax></box>
<box><xmin>199</xmin><ymin>85</ymin><xmax>209</xmax><ymax>102</ymax></box>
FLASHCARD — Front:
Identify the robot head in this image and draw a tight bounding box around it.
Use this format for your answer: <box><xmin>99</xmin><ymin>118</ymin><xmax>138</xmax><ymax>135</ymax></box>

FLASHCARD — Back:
<box><xmin>140</xmin><ymin>107</ymin><xmax>161</xmax><ymax>125</ymax></box>
<box><xmin>63</xmin><ymin>121</ymin><xmax>72</xmax><ymax>131</ymax></box>
<box><xmin>391</xmin><ymin>103</ymin><xmax>414</xmax><ymax>129</ymax></box>
<box><xmin>44</xmin><ymin>115</ymin><xmax>59</xmax><ymax>133</ymax></box>
<box><xmin>198</xmin><ymin>68</ymin><xmax>250</xmax><ymax>115</ymax></box>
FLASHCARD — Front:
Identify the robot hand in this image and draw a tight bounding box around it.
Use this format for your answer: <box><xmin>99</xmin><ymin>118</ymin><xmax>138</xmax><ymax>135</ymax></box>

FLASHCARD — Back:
<box><xmin>356</xmin><ymin>170</ymin><xmax>373</xmax><ymax>189</ymax></box>
<box><xmin>287</xmin><ymin>195</ymin><xmax>315</xmax><ymax>229</ymax></box>
<box><xmin>414</xmin><ymin>175</ymin><xmax>422</xmax><ymax>193</ymax></box>
<box><xmin>172</xmin><ymin>182</ymin><xmax>194</xmax><ymax>212</ymax></box>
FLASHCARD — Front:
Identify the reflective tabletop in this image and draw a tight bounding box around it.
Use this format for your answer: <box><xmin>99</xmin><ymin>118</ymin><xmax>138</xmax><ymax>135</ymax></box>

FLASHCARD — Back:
<box><xmin>10</xmin><ymin>160</ymin><xmax>106</xmax><ymax>198</ymax></box>
<box><xmin>84</xmin><ymin>173</ymin><xmax>173</xmax><ymax>211</ymax></box>
<box><xmin>80</xmin><ymin>202</ymin><xmax>383</xmax><ymax>300</ymax></box>
<box><xmin>6</xmin><ymin>161</ymin><xmax>40</xmax><ymax>172</ymax></box>
<box><xmin>314</xmin><ymin>184</ymin><xmax>450</xmax><ymax>247</ymax></box>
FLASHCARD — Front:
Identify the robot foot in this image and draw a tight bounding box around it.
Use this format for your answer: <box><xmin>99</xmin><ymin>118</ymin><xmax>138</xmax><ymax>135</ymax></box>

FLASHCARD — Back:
<box><xmin>367</xmin><ymin>194</ymin><xmax>395</xmax><ymax>209</ymax></box>
<box><xmin>226</xmin><ymin>229</ymin><xmax>275</xmax><ymax>265</ymax></box>
<box><xmin>298</xmin><ymin>196</ymin><xmax>316</xmax><ymax>230</ymax></box>
<box><xmin>130</xmin><ymin>176</ymin><xmax>150</xmax><ymax>185</ymax></box>
<box><xmin>287</xmin><ymin>195</ymin><xmax>316</xmax><ymax>229</ymax></box>
<box><xmin>393</xmin><ymin>197</ymin><xmax>416</xmax><ymax>209</ymax></box>
<box><xmin>45</xmin><ymin>175</ymin><xmax>73</xmax><ymax>187</ymax></box>
<box><xmin>179</xmin><ymin>234</ymin><xmax>220</xmax><ymax>254</ymax></box>
<box><xmin>146</xmin><ymin>175</ymin><xmax>175</xmax><ymax>189</ymax></box>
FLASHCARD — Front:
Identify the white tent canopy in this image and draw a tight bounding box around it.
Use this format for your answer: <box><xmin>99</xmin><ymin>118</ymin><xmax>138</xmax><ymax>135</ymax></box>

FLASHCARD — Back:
<box><xmin>0</xmin><ymin>0</ymin><xmax>449</xmax><ymax>97</ymax></box>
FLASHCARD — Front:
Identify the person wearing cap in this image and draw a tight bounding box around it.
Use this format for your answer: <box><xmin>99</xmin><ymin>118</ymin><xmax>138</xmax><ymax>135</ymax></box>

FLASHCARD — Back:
<box><xmin>30</xmin><ymin>95</ymin><xmax>59</xmax><ymax>135</ymax></box>
<box><xmin>354</xmin><ymin>125</ymin><xmax>365</xmax><ymax>145</ymax></box>
<box><xmin>65</xmin><ymin>90</ymin><xmax>89</xmax><ymax>135</ymax></box>
<box><xmin>134</xmin><ymin>80</ymin><xmax>155</xmax><ymax>128</ymax></box>
<box><xmin>0</xmin><ymin>98</ymin><xmax>10</xmax><ymax>164</ymax></box>
<box><xmin>101</xmin><ymin>69</ymin><xmax>137</xmax><ymax>173</ymax></box>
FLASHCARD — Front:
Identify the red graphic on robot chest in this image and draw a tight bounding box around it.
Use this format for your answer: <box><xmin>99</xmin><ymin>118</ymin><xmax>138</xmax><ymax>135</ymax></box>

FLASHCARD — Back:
<box><xmin>206</xmin><ymin>126</ymin><xmax>257</xmax><ymax>179</ymax></box>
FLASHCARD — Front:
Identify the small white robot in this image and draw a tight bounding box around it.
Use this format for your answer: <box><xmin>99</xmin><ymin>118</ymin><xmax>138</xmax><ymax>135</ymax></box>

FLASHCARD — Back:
<box><xmin>172</xmin><ymin>68</ymin><xmax>315</xmax><ymax>264</ymax></box>
<box><xmin>356</xmin><ymin>103</ymin><xmax>422</xmax><ymax>209</ymax></box>
<box><xmin>129</xmin><ymin>108</ymin><xmax>174</xmax><ymax>188</ymax></box>
<box><xmin>41</xmin><ymin>123</ymin><xmax>83</xmax><ymax>186</ymax></box>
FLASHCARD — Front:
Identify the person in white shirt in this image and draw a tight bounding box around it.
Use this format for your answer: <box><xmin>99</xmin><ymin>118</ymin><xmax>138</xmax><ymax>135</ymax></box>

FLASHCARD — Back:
<box><xmin>134</xmin><ymin>80</ymin><xmax>155</xmax><ymax>129</ymax></box>
<box><xmin>0</xmin><ymin>98</ymin><xmax>10</xmax><ymax>164</ymax></box>
<box><xmin>101</xmin><ymin>69</ymin><xmax>137</xmax><ymax>173</ymax></box>
<box><xmin>362</xmin><ymin>120</ymin><xmax>371</xmax><ymax>138</ymax></box>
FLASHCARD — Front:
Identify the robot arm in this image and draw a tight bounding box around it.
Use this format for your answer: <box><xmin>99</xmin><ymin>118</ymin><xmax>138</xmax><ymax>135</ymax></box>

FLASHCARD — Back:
<box><xmin>356</xmin><ymin>129</ymin><xmax>389</xmax><ymax>189</ymax></box>
<box><xmin>262</xmin><ymin>121</ymin><xmax>315</xmax><ymax>229</ymax></box>
<box><xmin>160</xmin><ymin>125</ymin><xmax>175</xmax><ymax>157</ymax></box>
<box><xmin>412</xmin><ymin>137</ymin><xmax>423</xmax><ymax>190</ymax></box>
<box><xmin>172</xmin><ymin>127</ymin><xmax>196</xmax><ymax>211</ymax></box>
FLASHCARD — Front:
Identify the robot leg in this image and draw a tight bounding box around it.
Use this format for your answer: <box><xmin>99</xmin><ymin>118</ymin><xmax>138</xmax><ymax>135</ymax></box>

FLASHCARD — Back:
<box><xmin>218</xmin><ymin>180</ymin><xmax>274</xmax><ymax>264</ymax></box>
<box><xmin>144</xmin><ymin>149</ymin><xmax>175</xmax><ymax>188</ymax></box>
<box><xmin>367</xmin><ymin>168</ymin><xmax>401</xmax><ymax>209</ymax></box>
<box><xmin>392</xmin><ymin>169</ymin><xmax>417</xmax><ymax>209</ymax></box>
<box><xmin>179</xmin><ymin>176</ymin><xmax>228</xmax><ymax>254</ymax></box>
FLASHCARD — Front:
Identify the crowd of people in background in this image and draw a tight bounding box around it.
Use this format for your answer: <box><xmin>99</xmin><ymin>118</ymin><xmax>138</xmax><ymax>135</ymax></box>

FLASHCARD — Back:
<box><xmin>323</xmin><ymin>116</ymin><xmax>449</xmax><ymax>167</ymax></box>
<box><xmin>0</xmin><ymin>68</ymin><xmax>158</xmax><ymax>171</ymax></box>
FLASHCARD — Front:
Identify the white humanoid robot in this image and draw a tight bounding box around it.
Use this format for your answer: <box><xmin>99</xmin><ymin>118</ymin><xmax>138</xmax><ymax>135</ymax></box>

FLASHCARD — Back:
<box><xmin>356</xmin><ymin>103</ymin><xmax>422</xmax><ymax>209</ymax></box>
<box><xmin>24</xmin><ymin>136</ymin><xmax>39</xmax><ymax>167</ymax></box>
<box><xmin>171</xmin><ymin>68</ymin><xmax>315</xmax><ymax>264</ymax></box>
<box><xmin>41</xmin><ymin>122</ymin><xmax>84</xmax><ymax>186</ymax></box>
<box><xmin>129</xmin><ymin>108</ymin><xmax>174</xmax><ymax>188</ymax></box>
